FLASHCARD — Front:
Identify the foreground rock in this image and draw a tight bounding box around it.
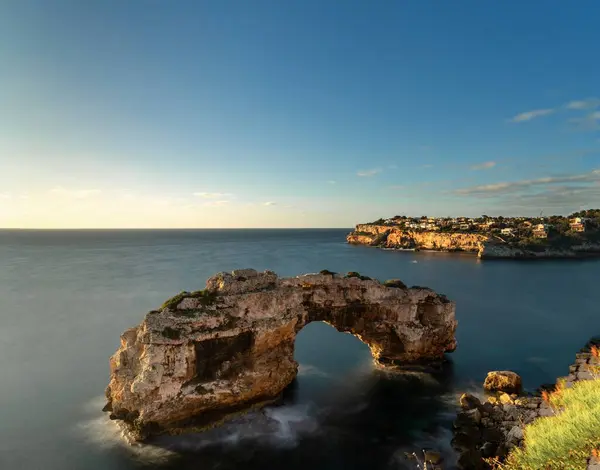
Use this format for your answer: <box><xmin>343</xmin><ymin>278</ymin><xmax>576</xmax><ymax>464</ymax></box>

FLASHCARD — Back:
<box><xmin>453</xmin><ymin>337</ymin><xmax>600</xmax><ymax>469</ymax></box>
<box><xmin>104</xmin><ymin>269</ymin><xmax>457</xmax><ymax>440</ymax></box>
<box><xmin>483</xmin><ymin>371</ymin><xmax>522</xmax><ymax>394</ymax></box>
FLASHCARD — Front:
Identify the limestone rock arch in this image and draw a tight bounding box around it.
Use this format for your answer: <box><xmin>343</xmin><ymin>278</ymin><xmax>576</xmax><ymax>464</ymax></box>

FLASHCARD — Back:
<box><xmin>104</xmin><ymin>269</ymin><xmax>457</xmax><ymax>440</ymax></box>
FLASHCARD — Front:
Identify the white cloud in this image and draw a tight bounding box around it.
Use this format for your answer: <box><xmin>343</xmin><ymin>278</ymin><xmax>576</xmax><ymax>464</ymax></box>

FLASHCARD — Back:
<box><xmin>357</xmin><ymin>168</ymin><xmax>381</xmax><ymax>177</ymax></box>
<box><xmin>388</xmin><ymin>164</ymin><xmax>398</xmax><ymax>170</ymax></box>
<box><xmin>0</xmin><ymin>193</ymin><xmax>11</xmax><ymax>199</ymax></box>
<box><xmin>509</xmin><ymin>108</ymin><xmax>554</xmax><ymax>123</ymax></box>
<box><xmin>327</xmin><ymin>180</ymin><xmax>337</xmax><ymax>184</ymax></box>
<box><xmin>420</xmin><ymin>164</ymin><xmax>433</xmax><ymax>169</ymax></box>
<box><xmin>455</xmin><ymin>169</ymin><xmax>600</xmax><ymax>195</ymax></box>
<box><xmin>565</xmin><ymin>98</ymin><xmax>600</xmax><ymax>110</ymax></box>
<box><xmin>203</xmin><ymin>200</ymin><xmax>231</xmax><ymax>207</ymax></box>
<box><xmin>49</xmin><ymin>187</ymin><xmax>101</xmax><ymax>199</ymax></box>
<box><xmin>470</xmin><ymin>161</ymin><xmax>497</xmax><ymax>170</ymax></box>
<box><xmin>193</xmin><ymin>192</ymin><xmax>234</xmax><ymax>199</ymax></box>
<box><xmin>263</xmin><ymin>201</ymin><xmax>277</xmax><ymax>206</ymax></box>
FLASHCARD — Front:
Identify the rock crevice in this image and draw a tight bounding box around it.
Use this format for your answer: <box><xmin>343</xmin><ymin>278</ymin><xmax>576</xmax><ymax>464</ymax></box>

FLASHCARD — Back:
<box><xmin>105</xmin><ymin>269</ymin><xmax>457</xmax><ymax>440</ymax></box>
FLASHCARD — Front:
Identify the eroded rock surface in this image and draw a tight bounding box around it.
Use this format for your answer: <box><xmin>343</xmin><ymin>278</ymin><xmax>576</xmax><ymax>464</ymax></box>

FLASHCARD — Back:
<box><xmin>105</xmin><ymin>269</ymin><xmax>457</xmax><ymax>440</ymax></box>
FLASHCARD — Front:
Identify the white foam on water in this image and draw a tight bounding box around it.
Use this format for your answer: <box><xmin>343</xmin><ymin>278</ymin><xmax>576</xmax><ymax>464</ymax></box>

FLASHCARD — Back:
<box><xmin>298</xmin><ymin>364</ymin><xmax>331</xmax><ymax>378</ymax></box>
<box><xmin>263</xmin><ymin>403</ymin><xmax>319</xmax><ymax>445</ymax></box>
<box><xmin>155</xmin><ymin>402</ymin><xmax>322</xmax><ymax>453</ymax></box>
<box><xmin>75</xmin><ymin>396</ymin><xmax>177</xmax><ymax>463</ymax></box>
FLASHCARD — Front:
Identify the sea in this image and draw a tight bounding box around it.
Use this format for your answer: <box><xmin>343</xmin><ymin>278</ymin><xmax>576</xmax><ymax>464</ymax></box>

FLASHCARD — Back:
<box><xmin>1</xmin><ymin>229</ymin><xmax>599</xmax><ymax>470</ymax></box>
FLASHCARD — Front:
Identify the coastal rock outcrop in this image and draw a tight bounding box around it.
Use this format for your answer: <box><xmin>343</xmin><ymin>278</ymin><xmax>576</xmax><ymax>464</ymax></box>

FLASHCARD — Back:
<box><xmin>104</xmin><ymin>269</ymin><xmax>457</xmax><ymax>440</ymax></box>
<box><xmin>479</xmin><ymin>241</ymin><xmax>600</xmax><ymax>259</ymax></box>
<box><xmin>347</xmin><ymin>225</ymin><xmax>487</xmax><ymax>252</ymax></box>
<box><xmin>453</xmin><ymin>337</ymin><xmax>600</xmax><ymax>469</ymax></box>
<box><xmin>347</xmin><ymin>224</ymin><xmax>600</xmax><ymax>259</ymax></box>
<box><xmin>483</xmin><ymin>371</ymin><xmax>522</xmax><ymax>394</ymax></box>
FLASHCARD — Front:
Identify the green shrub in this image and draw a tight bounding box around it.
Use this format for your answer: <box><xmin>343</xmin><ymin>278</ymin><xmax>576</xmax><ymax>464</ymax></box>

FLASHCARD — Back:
<box><xmin>383</xmin><ymin>279</ymin><xmax>407</xmax><ymax>289</ymax></box>
<box><xmin>161</xmin><ymin>291</ymin><xmax>190</xmax><ymax>310</ymax></box>
<box><xmin>342</xmin><ymin>271</ymin><xmax>371</xmax><ymax>280</ymax></box>
<box><xmin>161</xmin><ymin>289</ymin><xmax>217</xmax><ymax>310</ymax></box>
<box><xmin>503</xmin><ymin>379</ymin><xmax>600</xmax><ymax>469</ymax></box>
<box><xmin>319</xmin><ymin>269</ymin><xmax>337</xmax><ymax>276</ymax></box>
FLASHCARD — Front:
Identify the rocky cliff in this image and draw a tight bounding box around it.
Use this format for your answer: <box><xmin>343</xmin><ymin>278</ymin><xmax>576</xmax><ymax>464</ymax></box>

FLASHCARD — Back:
<box><xmin>347</xmin><ymin>225</ymin><xmax>487</xmax><ymax>252</ymax></box>
<box><xmin>479</xmin><ymin>240</ymin><xmax>600</xmax><ymax>259</ymax></box>
<box><xmin>104</xmin><ymin>269</ymin><xmax>457</xmax><ymax>441</ymax></box>
<box><xmin>347</xmin><ymin>224</ymin><xmax>600</xmax><ymax>259</ymax></box>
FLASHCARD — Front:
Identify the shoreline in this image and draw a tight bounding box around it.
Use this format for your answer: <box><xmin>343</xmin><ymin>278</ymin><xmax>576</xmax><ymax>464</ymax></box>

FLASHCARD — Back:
<box><xmin>451</xmin><ymin>337</ymin><xmax>600</xmax><ymax>469</ymax></box>
<box><xmin>346</xmin><ymin>225</ymin><xmax>600</xmax><ymax>260</ymax></box>
<box><xmin>353</xmin><ymin>242</ymin><xmax>600</xmax><ymax>260</ymax></box>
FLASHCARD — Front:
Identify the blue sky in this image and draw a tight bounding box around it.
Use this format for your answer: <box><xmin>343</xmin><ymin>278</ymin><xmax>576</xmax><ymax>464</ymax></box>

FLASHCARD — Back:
<box><xmin>1</xmin><ymin>0</ymin><xmax>599</xmax><ymax>228</ymax></box>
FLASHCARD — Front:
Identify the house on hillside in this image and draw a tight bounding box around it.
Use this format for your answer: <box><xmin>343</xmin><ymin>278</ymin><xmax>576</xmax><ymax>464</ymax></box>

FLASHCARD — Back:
<box><xmin>478</xmin><ymin>220</ymin><xmax>495</xmax><ymax>231</ymax></box>
<box><xmin>500</xmin><ymin>228</ymin><xmax>515</xmax><ymax>236</ymax></box>
<box><xmin>533</xmin><ymin>224</ymin><xmax>549</xmax><ymax>238</ymax></box>
<box><xmin>570</xmin><ymin>217</ymin><xmax>588</xmax><ymax>232</ymax></box>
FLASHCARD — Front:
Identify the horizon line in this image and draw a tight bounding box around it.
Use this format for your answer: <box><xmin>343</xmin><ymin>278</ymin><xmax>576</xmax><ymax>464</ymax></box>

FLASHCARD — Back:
<box><xmin>0</xmin><ymin>227</ymin><xmax>354</xmax><ymax>231</ymax></box>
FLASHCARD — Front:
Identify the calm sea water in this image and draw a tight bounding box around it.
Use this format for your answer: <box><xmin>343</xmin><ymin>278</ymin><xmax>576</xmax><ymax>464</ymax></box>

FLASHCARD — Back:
<box><xmin>1</xmin><ymin>229</ymin><xmax>599</xmax><ymax>470</ymax></box>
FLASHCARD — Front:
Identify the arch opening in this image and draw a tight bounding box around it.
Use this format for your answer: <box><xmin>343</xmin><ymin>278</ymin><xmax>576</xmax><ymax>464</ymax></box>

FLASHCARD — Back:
<box><xmin>294</xmin><ymin>321</ymin><xmax>373</xmax><ymax>379</ymax></box>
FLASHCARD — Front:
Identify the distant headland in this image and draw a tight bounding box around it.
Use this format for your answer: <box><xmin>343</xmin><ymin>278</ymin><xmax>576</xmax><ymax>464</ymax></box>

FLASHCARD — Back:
<box><xmin>347</xmin><ymin>210</ymin><xmax>600</xmax><ymax>259</ymax></box>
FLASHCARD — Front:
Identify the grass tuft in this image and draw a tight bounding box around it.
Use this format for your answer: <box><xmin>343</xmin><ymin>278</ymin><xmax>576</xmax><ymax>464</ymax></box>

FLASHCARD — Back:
<box><xmin>319</xmin><ymin>269</ymin><xmax>337</xmax><ymax>276</ymax></box>
<box><xmin>502</xmin><ymin>378</ymin><xmax>600</xmax><ymax>469</ymax></box>
<box><xmin>383</xmin><ymin>279</ymin><xmax>407</xmax><ymax>289</ymax></box>
<box><xmin>161</xmin><ymin>289</ymin><xmax>217</xmax><ymax>311</ymax></box>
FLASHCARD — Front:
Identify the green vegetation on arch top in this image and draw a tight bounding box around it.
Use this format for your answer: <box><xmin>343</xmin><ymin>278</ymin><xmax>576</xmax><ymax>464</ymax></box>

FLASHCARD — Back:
<box><xmin>161</xmin><ymin>289</ymin><xmax>218</xmax><ymax>311</ymax></box>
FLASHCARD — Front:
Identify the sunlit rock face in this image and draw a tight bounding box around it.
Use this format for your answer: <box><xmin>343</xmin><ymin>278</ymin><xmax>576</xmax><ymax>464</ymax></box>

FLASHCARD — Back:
<box><xmin>104</xmin><ymin>269</ymin><xmax>457</xmax><ymax>440</ymax></box>
<box><xmin>347</xmin><ymin>224</ymin><xmax>487</xmax><ymax>252</ymax></box>
<box><xmin>346</xmin><ymin>224</ymin><xmax>600</xmax><ymax>259</ymax></box>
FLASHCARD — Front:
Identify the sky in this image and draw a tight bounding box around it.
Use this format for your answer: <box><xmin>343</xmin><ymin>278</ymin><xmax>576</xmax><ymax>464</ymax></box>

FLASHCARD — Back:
<box><xmin>1</xmin><ymin>0</ymin><xmax>600</xmax><ymax>228</ymax></box>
